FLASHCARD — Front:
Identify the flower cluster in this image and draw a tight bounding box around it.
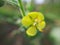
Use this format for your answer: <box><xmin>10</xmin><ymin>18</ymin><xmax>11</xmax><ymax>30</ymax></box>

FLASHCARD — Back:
<box><xmin>21</xmin><ymin>12</ymin><xmax>46</xmax><ymax>36</ymax></box>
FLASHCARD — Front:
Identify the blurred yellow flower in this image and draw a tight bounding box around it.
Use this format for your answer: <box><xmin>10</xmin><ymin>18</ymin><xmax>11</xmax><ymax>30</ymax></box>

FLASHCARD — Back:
<box><xmin>21</xmin><ymin>12</ymin><xmax>46</xmax><ymax>36</ymax></box>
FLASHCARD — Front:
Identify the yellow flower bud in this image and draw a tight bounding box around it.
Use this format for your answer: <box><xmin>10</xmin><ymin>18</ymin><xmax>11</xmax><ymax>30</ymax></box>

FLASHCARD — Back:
<box><xmin>26</xmin><ymin>26</ymin><xmax>37</xmax><ymax>36</ymax></box>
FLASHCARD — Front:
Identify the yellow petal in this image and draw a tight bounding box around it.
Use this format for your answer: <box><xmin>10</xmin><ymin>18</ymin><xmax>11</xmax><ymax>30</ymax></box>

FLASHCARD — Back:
<box><xmin>26</xmin><ymin>26</ymin><xmax>37</xmax><ymax>36</ymax></box>
<box><xmin>21</xmin><ymin>16</ymin><xmax>33</xmax><ymax>27</ymax></box>
<box><xmin>39</xmin><ymin>12</ymin><xmax>44</xmax><ymax>20</ymax></box>
<box><xmin>28</xmin><ymin>12</ymin><xmax>38</xmax><ymax>19</ymax></box>
<box><xmin>37</xmin><ymin>21</ymin><xmax>46</xmax><ymax>32</ymax></box>
<box><xmin>37</xmin><ymin>13</ymin><xmax>44</xmax><ymax>22</ymax></box>
<box><xmin>28</xmin><ymin>12</ymin><xmax>44</xmax><ymax>21</ymax></box>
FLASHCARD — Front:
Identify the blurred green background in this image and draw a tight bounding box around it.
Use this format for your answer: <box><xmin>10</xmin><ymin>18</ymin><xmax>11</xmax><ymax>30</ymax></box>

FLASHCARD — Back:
<box><xmin>0</xmin><ymin>0</ymin><xmax>60</xmax><ymax>45</ymax></box>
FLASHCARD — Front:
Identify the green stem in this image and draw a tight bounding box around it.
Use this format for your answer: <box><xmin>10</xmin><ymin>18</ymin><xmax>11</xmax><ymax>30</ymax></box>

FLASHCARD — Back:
<box><xmin>18</xmin><ymin>0</ymin><xmax>25</xmax><ymax>17</ymax></box>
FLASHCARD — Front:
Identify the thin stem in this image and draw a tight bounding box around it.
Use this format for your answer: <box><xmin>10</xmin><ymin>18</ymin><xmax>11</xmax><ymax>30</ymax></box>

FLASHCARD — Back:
<box><xmin>18</xmin><ymin>0</ymin><xmax>25</xmax><ymax>17</ymax></box>
<box><xmin>25</xmin><ymin>0</ymin><xmax>31</xmax><ymax>14</ymax></box>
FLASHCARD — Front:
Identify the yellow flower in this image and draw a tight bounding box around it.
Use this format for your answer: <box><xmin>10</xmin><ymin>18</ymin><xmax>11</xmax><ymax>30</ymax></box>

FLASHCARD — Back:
<box><xmin>21</xmin><ymin>12</ymin><xmax>46</xmax><ymax>36</ymax></box>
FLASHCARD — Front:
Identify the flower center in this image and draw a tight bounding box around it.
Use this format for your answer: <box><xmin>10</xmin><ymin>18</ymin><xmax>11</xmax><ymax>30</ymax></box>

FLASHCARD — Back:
<box><xmin>33</xmin><ymin>18</ymin><xmax>38</xmax><ymax>26</ymax></box>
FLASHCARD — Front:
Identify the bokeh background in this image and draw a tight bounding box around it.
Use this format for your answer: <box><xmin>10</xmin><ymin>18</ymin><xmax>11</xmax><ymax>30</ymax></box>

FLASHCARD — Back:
<box><xmin>0</xmin><ymin>0</ymin><xmax>60</xmax><ymax>45</ymax></box>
